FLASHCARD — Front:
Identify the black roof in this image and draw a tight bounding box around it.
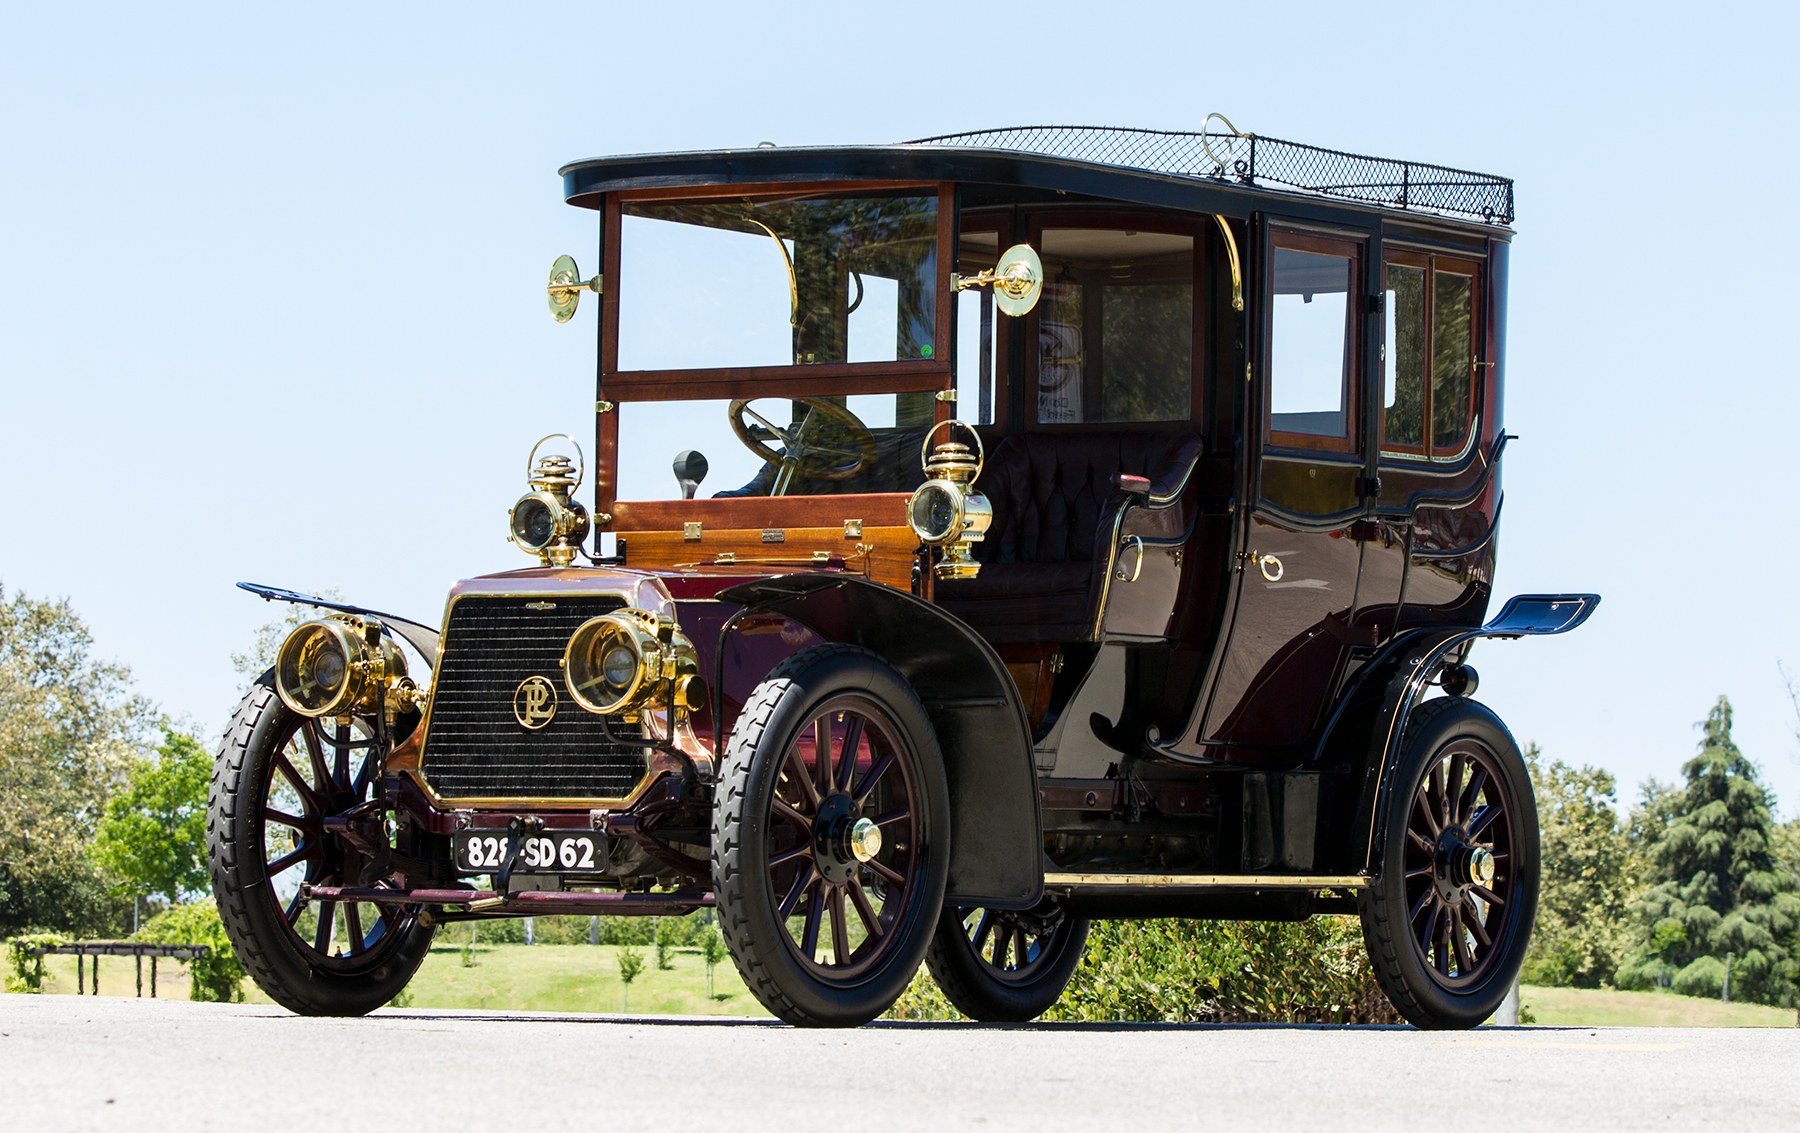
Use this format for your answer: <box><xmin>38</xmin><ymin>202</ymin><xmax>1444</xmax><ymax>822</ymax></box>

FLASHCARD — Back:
<box><xmin>561</xmin><ymin>124</ymin><xmax>1514</xmax><ymax>231</ymax></box>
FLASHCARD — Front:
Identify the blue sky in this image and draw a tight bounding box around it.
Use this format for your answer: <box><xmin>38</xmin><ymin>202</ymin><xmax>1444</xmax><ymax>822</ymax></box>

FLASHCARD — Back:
<box><xmin>4</xmin><ymin>2</ymin><xmax>1798</xmax><ymax>816</ymax></box>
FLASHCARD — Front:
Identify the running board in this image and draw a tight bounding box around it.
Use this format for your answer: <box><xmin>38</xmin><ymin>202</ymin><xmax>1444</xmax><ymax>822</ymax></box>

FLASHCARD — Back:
<box><xmin>1042</xmin><ymin>872</ymin><xmax>1368</xmax><ymax>890</ymax></box>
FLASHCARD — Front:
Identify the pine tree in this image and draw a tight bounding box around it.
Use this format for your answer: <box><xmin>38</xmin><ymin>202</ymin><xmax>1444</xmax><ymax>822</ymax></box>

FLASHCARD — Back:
<box><xmin>1616</xmin><ymin>697</ymin><xmax>1800</xmax><ymax>1004</ymax></box>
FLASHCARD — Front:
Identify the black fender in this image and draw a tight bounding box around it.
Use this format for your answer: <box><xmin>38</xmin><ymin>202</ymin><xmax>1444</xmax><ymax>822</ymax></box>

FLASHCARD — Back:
<box><xmin>237</xmin><ymin>581</ymin><xmax>441</xmax><ymax>669</ymax></box>
<box><xmin>719</xmin><ymin>574</ymin><xmax>1043</xmax><ymax>910</ymax></box>
<box><xmin>1313</xmin><ymin>593</ymin><xmax>1599</xmax><ymax>875</ymax></box>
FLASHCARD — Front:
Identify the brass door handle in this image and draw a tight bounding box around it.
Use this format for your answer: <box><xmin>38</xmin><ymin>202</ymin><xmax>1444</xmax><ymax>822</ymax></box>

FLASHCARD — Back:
<box><xmin>1114</xmin><ymin>536</ymin><xmax>1145</xmax><ymax>583</ymax></box>
<box><xmin>1239</xmin><ymin>550</ymin><xmax>1284</xmax><ymax>581</ymax></box>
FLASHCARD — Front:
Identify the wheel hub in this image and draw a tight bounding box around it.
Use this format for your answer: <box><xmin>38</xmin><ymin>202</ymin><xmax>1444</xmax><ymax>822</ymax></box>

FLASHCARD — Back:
<box><xmin>811</xmin><ymin>793</ymin><xmax>869</xmax><ymax>885</ymax></box>
<box><xmin>1434</xmin><ymin>827</ymin><xmax>1494</xmax><ymax>900</ymax></box>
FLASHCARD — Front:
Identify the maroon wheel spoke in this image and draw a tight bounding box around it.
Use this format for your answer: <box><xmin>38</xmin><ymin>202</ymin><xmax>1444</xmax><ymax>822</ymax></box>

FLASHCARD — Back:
<box><xmin>301</xmin><ymin>719</ymin><xmax>332</xmax><ymax>794</ymax></box>
<box><xmin>772</xmin><ymin>797</ymin><xmax>812</xmax><ymax>832</ymax></box>
<box><xmin>799</xmin><ymin>891</ymin><xmax>825</xmax><ymax>958</ymax></box>
<box><xmin>768</xmin><ymin>843</ymin><xmax>811</xmax><ymax>870</ymax></box>
<box><xmin>970</xmin><ymin>909</ymin><xmax>995</xmax><ymax>955</ymax></box>
<box><xmin>1458</xmin><ymin>767</ymin><xmax>1489</xmax><ymax>826</ymax></box>
<box><xmin>871</xmin><ymin>807</ymin><xmax>910</xmax><ymax>829</ymax></box>
<box><xmin>1407</xmin><ymin>885</ymin><xmax>1434</xmax><ymax>926</ymax></box>
<box><xmin>777</xmin><ymin>863</ymin><xmax>817</xmax><ymax>920</ymax></box>
<box><xmin>1404</xmin><ymin>864</ymin><xmax>1433</xmax><ymax>881</ymax></box>
<box><xmin>332</xmin><ymin>721</ymin><xmax>352</xmax><ymax>793</ymax></box>
<box><xmin>1467</xmin><ymin>802</ymin><xmax>1502</xmax><ymax>841</ymax></box>
<box><xmin>264</xmin><ymin>807</ymin><xmax>307</xmax><ymax>830</ymax></box>
<box><xmin>1406</xmin><ymin>828</ymin><xmax>1435</xmax><ymax>856</ymax></box>
<box><xmin>345</xmin><ymin>903</ymin><xmax>366</xmax><ymax>955</ymax></box>
<box><xmin>273</xmin><ymin>753</ymin><xmax>320</xmax><ymax>811</ymax></box>
<box><xmin>829</xmin><ymin>888</ymin><xmax>850</xmax><ymax>966</ymax></box>
<box><xmin>283</xmin><ymin>892</ymin><xmax>306</xmax><ymax>927</ymax></box>
<box><xmin>1412</xmin><ymin>785</ymin><xmax>1440</xmax><ymax>839</ymax></box>
<box><xmin>1450</xmin><ymin>907</ymin><xmax>1472</xmax><ymax>973</ymax></box>
<box><xmin>854</xmin><ymin>750</ymin><xmax>896</xmax><ymax>806</ymax></box>
<box><xmin>1462</xmin><ymin>897</ymin><xmax>1492</xmax><ymax>949</ymax></box>
<box><xmin>812</xmin><ymin>718</ymin><xmax>833</xmax><ymax>798</ymax></box>
<box><xmin>1470</xmin><ymin>883</ymin><xmax>1505</xmax><ymax>908</ymax></box>
<box><xmin>847</xmin><ymin>879</ymin><xmax>883</xmax><ymax>938</ymax></box>
<box><xmin>1446</xmin><ymin>752</ymin><xmax>1466</xmax><ymax>825</ymax></box>
<box><xmin>267</xmin><ymin>844</ymin><xmax>311</xmax><ymax>878</ymax></box>
<box><xmin>784</xmin><ymin>745</ymin><xmax>821</xmax><ymax>810</ymax></box>
<box><xmin>835</xmin><ymin>715</ymin><xmax>864</xmax><ymax>793</ymax></box>
<box><xmin>1419</xmin><ymin>902</ymin><xmax>1441</xmax><ymax>954</ymax></box>
<box><xmin>864</xmin><ymin>856</ymin><xmax>904</xmax><ymax>886</ymax></box>
<box><xmin>314</xmin><ymin>899</ymin><xmax>338</xmax><ymax>954</ymax></box>
<box><xmin>1430</xmin><ymin>760</ymin><xmax>1448</xmax><ymax>829</ymax></box>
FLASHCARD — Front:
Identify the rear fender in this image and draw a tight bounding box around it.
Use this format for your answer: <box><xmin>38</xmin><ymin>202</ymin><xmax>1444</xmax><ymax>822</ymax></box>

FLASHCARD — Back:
<box><xmin>1315</xmin><ymin>593</ymin><xmax>1600</xmax><ymax>875</ymax></box>
<box><xmin>720</xmin><ymin>574</ymin><xmax>1043</xmax><ymax>910</ymax></box>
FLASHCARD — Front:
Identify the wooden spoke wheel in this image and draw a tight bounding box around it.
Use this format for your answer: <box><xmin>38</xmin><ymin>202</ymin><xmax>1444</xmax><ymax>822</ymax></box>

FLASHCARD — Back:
<box><xmin>208</xmin><ymin>678</ymin><xmax>433</xmax><ymax>1015</ymax></box>
<box><xmin>713</xmin><ymin>645</ymin><xmax>949</xmax><ymax>1026</ymax></box>
<box><xmin>926</xmin><ymin>903</ymin><xmax>1089</xmax><ymax>1022</ymax></box>
<box><xmin>1361</xmin><ymin>697</ymin><xmax>1538</xmax><ymax>1029</ymax></box>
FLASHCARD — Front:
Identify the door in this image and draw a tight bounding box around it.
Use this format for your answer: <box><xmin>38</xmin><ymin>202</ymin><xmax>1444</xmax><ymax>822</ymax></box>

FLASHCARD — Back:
<box><xmin>1199</xmin><ymin>227</ymin><xmax>1371</xmax><ymax>751</ymax></box>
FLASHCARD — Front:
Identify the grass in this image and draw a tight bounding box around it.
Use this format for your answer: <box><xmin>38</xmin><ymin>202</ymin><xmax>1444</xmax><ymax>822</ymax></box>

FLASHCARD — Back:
<box><xmin>15</xmin><ymin>941</ymin><xmax>767</xmax><ymax>1016</ymax></box>
<box><xmin>1520</xmin><ymin>984</ymin><xmax>1797</xmax><ymax>1028</ymax></box>
<box><xmin>16</xmin><ymin>948</ymin><xmax>1797</xmax><ymax>1027</ymax></box>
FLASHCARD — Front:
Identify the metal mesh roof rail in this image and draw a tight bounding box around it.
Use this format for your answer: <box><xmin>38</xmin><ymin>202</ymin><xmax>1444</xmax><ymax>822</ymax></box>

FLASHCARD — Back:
<box><xmin>905</xmin><ymin>124</ymin><xmax>1515</xmax><ymax>226</ymax></box>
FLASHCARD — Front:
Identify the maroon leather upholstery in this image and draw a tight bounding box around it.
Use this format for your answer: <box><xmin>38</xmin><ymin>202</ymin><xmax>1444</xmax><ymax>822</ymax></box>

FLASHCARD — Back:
<box><xmin>938</xmin><ymin>431</ymin><xmax>1201</xmax><ymax>643</ymax></box>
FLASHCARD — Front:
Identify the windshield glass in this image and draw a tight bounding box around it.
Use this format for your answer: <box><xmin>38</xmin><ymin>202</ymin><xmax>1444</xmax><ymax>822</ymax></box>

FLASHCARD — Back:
<box><xmin>616</xmin><ymin>394</ymin><xmax>930</xmax><ymax>501</ymax></box>
<box><xmin>617</xmin><ymin>191</ymin><xmax>939</xmax><ymax>372</ymax></box>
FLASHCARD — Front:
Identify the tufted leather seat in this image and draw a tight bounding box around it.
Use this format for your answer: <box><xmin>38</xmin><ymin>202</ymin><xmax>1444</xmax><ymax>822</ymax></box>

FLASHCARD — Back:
<box><xmin>938</xmin><ymin>430</ymin><xmax>1202</xmax><ymax>643</ymax></box>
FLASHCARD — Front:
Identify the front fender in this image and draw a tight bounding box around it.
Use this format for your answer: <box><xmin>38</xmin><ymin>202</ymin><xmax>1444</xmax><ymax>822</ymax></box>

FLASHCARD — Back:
<box><xmin>1315</xmin><ymin>593</ymin><xmax>1600</xmax><ymax>874</ymax></box>
<box><xmin>720</xmin><ymin>574</ymin><xmax>1043</xmax><ymax>910</ymax></box>
<box><xmin>237</xmin><ymin>581</ymin><xmax>441</xmax><ymax>668</ymax></box>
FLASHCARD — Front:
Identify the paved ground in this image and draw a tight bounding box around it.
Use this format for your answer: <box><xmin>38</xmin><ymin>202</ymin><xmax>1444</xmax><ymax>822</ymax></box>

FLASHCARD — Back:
<box><xmin>3</xmin><ymin>994</ymin><xmax>1797</xmax><ymax>1131</ymax></box>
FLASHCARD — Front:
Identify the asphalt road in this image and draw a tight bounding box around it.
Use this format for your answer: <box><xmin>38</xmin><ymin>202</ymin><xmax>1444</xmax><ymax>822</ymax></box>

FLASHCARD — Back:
<box><xmin>3</xmin><ymin>995</ymin><xmax>1797</xmax><ymax>1131</ymax></box>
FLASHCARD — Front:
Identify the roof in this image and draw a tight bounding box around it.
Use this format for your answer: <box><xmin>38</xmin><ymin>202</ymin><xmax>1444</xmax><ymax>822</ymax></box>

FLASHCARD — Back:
<box><xmin>561</xmin><ymin>123</ymin><xmax>1514</xmax><ymax>230</ymax></box>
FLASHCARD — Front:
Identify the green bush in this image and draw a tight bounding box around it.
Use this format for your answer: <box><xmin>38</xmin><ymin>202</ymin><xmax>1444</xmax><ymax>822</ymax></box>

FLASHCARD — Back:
<box><xmin>888</xmin><ymin>916</ymin><xmax>1403</xmax><ymax>1024</ymax></box>
<box><xmin>6</xmin><ymin>932</ymin><xmax>67</xmax><ymax>992</ymax></box>
<box><xmin>468</xmin><ymin>911</ymin><xmax>717</xmax><ymax>947</ymax></box>
<box><xmin>133</xmin><ymin>901</ymin><xmax>244</xmax><ymax>1002</ymax></box>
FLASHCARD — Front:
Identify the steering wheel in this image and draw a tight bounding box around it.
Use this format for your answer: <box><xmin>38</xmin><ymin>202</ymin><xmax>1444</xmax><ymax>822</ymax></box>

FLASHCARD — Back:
<box><xmin>728</xmin><ymin>398</ymin><xmax>878</xmax><ymax>486</ymax></box>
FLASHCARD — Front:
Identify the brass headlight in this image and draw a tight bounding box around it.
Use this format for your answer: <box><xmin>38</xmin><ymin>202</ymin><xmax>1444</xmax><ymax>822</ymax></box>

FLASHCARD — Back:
<box><xmin>906</xmin><ymin>421</ymin><xmax>991</xmax><ymax>580</ymax></box>
<box><xmin>509</xmin><ymin>434</ymin><xmax>591</xmax><ymax>566</ymax></box>
<box><xmin>562</xmin><ymin>609</ymin><xmax>698</xmax><ymax>717</ymax></box>
<box><xmin>274</xmin><ymin>615</ymin><xmax>406</xmax><ymax>718</ymax></box>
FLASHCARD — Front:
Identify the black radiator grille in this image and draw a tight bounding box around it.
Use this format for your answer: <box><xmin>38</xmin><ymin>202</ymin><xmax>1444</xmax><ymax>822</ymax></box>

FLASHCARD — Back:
<box><xmin>420</xmin><ymin>594</ymin><xmax>651</xmax><ymax>800</ymax></box>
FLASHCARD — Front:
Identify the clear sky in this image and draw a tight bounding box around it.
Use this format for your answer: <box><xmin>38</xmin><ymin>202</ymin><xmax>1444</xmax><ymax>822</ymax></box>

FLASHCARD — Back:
<box><xmin>3</xmin><ymin>2</ymin><xmax>1797</xmax><ymax>816</ymax></box>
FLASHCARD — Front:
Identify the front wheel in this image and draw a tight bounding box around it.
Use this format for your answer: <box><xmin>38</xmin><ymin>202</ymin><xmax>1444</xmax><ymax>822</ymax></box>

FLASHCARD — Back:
<box><xmin>926</xmin><ymin>903</ymin><xmax>1089</xmax><ymax>1022</ymax></box>
<box><xmin>712</xmin><ymin>645</ymin><xmax>950</xmax><ymax>1026</ymax></box>
<box><xmin>208</xmin><ymin>677</ymin><xmax>434</xmax><ymax>1015</ymax></box>
<box><xmin>1360</xmin><ymin>696</ymin><xmax>1538</xmax><ymax>1029</ymax></box>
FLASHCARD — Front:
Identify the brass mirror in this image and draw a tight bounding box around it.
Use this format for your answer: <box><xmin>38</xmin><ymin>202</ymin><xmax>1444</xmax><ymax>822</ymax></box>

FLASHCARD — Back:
<box><xmin>547</xmin><ymin>254</ymin><xmax>602</xmax><ymax>323</ymax></box>
<box><xmin>951</xmin><ymin>243</ymin><xmax>1044</xmax><ymax>317</ymax></box>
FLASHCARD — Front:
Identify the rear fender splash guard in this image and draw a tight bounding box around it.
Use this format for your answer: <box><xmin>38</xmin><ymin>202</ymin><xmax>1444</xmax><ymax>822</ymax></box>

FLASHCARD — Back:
<box><xmin>1326</xmin><ymin>593</ymin><xmax>1599</xmax><ymax>874</ymax></box>
<box><xmin>237</xmin><ymin>581</ymin><xmax>441</xmax><ymax>669</ymax></box>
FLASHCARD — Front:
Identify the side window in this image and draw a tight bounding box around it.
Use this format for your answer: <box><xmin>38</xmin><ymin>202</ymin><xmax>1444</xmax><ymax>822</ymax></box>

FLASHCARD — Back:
<box><xmin>1269</xmin><ymin>233</ymin><xmax>1359</xmax><ymax>450</ymax></box>
<box><xmin>1032</xmin><ymin>225</ymin><xmax>1195</xmax><ymax>425</ymax></box>
<box><xmin>1383</xmin><ymin>251</ymin><xmax>1480</xmax><ymax>459</ymax></box>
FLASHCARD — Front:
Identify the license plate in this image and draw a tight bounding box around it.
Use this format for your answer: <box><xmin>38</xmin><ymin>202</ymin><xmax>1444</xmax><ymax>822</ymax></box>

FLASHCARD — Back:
<box><xmin>454</xmin><ymin>831</ymin><xmax>608</xmax><ymax>874</ymax></box>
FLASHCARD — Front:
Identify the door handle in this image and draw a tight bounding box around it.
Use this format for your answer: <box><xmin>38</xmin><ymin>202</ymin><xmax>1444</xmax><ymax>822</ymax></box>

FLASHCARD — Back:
<box><xmin>1238</xmin><ymin>550</ymin><xmax>1284</xmax><ymax>581</ymax></box>
<box><xmin>1114</xmin><ymin>536</ymin><xmax>1145</xmax><ymax>583</ymax></box>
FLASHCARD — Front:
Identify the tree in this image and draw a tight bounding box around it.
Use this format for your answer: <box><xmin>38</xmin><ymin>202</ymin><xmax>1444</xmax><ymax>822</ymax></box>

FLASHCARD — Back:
<box><xmin>1615</xmin><ymin>697</ymin><xmax>1800</xmax><ymax>1004</ymax></box>
<box><xmin>617</xmin><ymin>945</ymin><xmax>645</xmax><ymax>1010</ymax></box>
<box><xmin>1521</xmin><ymin>744</ymin><xmax>1634</xmax><ymax>988</ymax></box>
<box><xmin>0</xmin><ymin>584</ymin><xmax>152</xmax><ymax>935</ymax></box>
<box><xmin>91</xmin><ymin>726</ymin><xmax>212</xmax><ymax>904</ymax></box>
<box><xmin>701</xmin><ymin>927</ymin><xmax>726</xmax><ymax>998</ymax></box>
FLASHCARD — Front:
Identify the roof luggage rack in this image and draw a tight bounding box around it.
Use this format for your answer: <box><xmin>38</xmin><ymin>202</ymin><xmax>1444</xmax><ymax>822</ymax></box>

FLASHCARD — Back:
<box><xmin>906</xmin><ymin>121</ymin><xmax>1514</xmax><ymax>226</ymax></box>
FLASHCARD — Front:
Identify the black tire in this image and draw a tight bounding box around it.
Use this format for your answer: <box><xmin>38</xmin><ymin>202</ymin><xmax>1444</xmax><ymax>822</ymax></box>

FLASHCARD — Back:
<box><xmin>1360</xmin><ymin>696</ymin><xmax>1539</xmax><ymax>1029</ymax></box>
<box><xmin>926</xmin><ymin>904</ymin><xmax>1089</xmax><ymax>1022</ymax></box>
<box><xmin>208</xmin><ymin>676</ymin><xmax>434</xmax><ymax>1015</ymax></box>
<box><xmin>712</xmin><ymin>645</ymin><xmax>950</xmax><ymax>1026</ymax></box>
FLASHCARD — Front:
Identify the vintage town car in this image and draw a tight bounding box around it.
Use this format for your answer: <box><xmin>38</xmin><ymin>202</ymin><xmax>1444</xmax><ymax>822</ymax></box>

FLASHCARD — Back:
<box><xmin>210</xmin><ymin>121</ymin><xmax>1598</xmax><ymax>1028</ymax></box>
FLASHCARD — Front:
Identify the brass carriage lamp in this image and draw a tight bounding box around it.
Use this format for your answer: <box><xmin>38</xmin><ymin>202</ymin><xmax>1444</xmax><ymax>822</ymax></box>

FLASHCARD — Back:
<box><xmin>508</xmin><ymin>434</ymin><xmax>592</xmax><ymax>566</ymax></box>
<box><xmin>562</xmin><ymin>608</ymin><xmax>703</xmax><ymax>721</ymax></box>
<box><xmin>908</xmin><ymin>421</ymin><xmax>992</xmax><ymax>580</ymax></box>
<box><xmin>274</xmin><ymin>614</ymin><xmax>415</xmax><ymax>721</ymax></box>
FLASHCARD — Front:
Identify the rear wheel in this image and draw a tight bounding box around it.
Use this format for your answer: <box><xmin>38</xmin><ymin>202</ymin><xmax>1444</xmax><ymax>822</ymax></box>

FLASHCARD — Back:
<box><xmin>926</xmin><ymin>903</ymin><xmax>1088</xmax><ymax>1022</ymax></box>
<box><xmin>208</xmin><ymin>676</ymin><xmax>433</xmax><ymax>1015</ymax></box>
<box><xmin>1360</xmin><ymin>696</ymin><xmax>1538</xmax><ymax>1029</ymax></box>
<box><xmin>712</xmin><ymin>645</ymin><xmax>949</xmax><ymax>1026</ymax></box>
